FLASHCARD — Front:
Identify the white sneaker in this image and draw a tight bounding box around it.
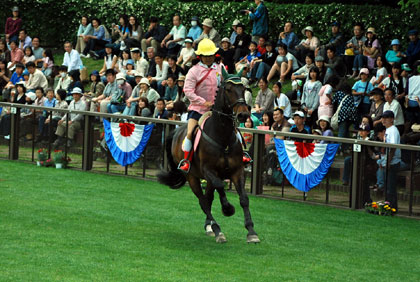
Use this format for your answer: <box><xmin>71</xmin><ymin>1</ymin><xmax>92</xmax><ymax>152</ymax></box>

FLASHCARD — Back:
<box><xmin>4</xmin><ymin>135</ymin><xmax>10</xmax><ymax>140</ymax></box>
<box><xmin>85</xmin><ymin>54</ymin><xmax>91</xmax><ymax>59</ymax></box>
<box><xmin>80</xmin><ymin>54</ymin><xmax>87</xmax><ymax>58</ymax></box>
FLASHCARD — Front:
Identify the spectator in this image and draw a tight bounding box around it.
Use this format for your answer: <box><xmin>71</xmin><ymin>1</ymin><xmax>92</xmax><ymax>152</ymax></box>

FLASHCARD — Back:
<box><xmin>325</xmin><ymin>46</ymin><xmax>346</xmax><ymax>79</ymax></box>
<box><xmin>8</xmin><ymin>41</ymin><xmax>24</xmax><ymax>71</ymax></box>
<box><xmin>295</xmin><ymin>26</ymin><xmax>320</xmax><ymax>63</ymax></box>
<box><xmin>272</xmin><ymin>81</ymin><xmax>291</xmax><ymax>119</ymax></box>
<box><xmin>164</xmin><ymin>76</ymin><xmax>178</xmax><ymax>109</ymax></box>
<box><xmin>368</xmin><ymin>88</ymin><xmax>385</xmax><ymax>127</ymax></box>
<box><xmin>249</xmin><ymin>40</ymin><xmax>276</xmax><ymax>84</ymax></box>
<box><xmin>379</xmin><ymin>63</ymin><xmax>406</xmax><ymax>106</ymax></box>
<box><xmin>138</xmin><ymin>77</ymin><xmax>160</xmax><ymax>105</ymax></box>
<box><xmin>66</xmin><ymin>70</ymin><xmax>84</xmax><ymax>102</ymax></box>
<box><xmin>277</xmin><ymin>22</ymin><xmax>300</xmax><ymax>53</ymax></box>
<box><xmin>92</xmin><ymin>69</ymin><xmax>115</xmax><ymax>112</ymax></box>
<box><xmin>370</xmin><ymin>55</ymin><xmax>388</xmax><ymax>87</ymax></box>
<box><xmin>301</xmin><ymin>66</ymin><xmax>322</xmax><ymax>127</ymax></box>
<box><xmin>406</xmin><ymin>29</ymin><xmax>420</xmax><ymax>67</ymax></box>
<box><xmin>316</xmin><ymin>116</ymin><xmax>334</xmax><ymax>143</ymax></box>
<box><xmin>383</xmin><ymin>88</ymin><xmax>405</xmax><ymax>135</ymax></box>
<box><xmin>252</xmin><ymin>77</ymin><xmax>275</xmax><ymax>119</ymax></box>
<box><xmin>2</xmin><ymin>62</ymin><xmax>24</xmax><ymax>101</ymax></box>
<box><xmin>177</xmin><ymin>37</ymin><xmax>195</xmax><ymax>71</ymax></box>
<box><xmin>44</xmin><ymin>89</ymin><xmax>68</xmax><ymax>138</ymax></box>
<box><xmin>241</xmin><ymin>41</ymin><xmax>261</xmax><ymax>72</ymax></box>
<box><xmin>4</xmin><ymin>6</ymin><xmax>22</xmax><ymax>43</ymax></box>
<box><xmin>141</xmin><ymin>17</ymin><xmax>167</xmax><ymax>53</ymax></box>
<box><xmin>0</xmin><ymin>88</ymin><xmax>15</xmax><ymax>138</ymax></box>
<box><xmin>271</xmin><ymin>107</ymin><xmax>291</xmax><ymax>137</ymax></box>
<box><xmin>154</xmin><ymin>98</ymin><xmax>168</xmax><ymax>119</ymax></box>
<box><xmin>81</xmin><ymin>18</ymin><xmax>111</xmax><ymax>58</ymax></box>
<box><xmin>167</xmin><ymin>55</ymin><xmax>185</xmax><ymax>80</ymax></box>
<box><xmin>19</xmin><ymin>90</ymin><xmax>36</xmax><ymax>141</ymax></box>
<box><xmin>346</xmin><ymin>23</ymin><xmax>367</xmax><ymax>78</ymax></box>
<box><xmin>246</xmin><ymin>0</ymin><xmax>269</xmax><ymax>43</ymax></box>
<box><xmin>116</xmin><ymin>49</ymin><xmax>131</xmax><ymax>74</ymax></box>
<box><xmin>405</xmin><ymin>64</ymin><xmax>420</xmax><ymax>125</ymax></box>
<box><xmin>53</xmin><ymin>87</ymin><xmax>86</xmax><ymax>148</ymax></box>
<box><xmin>62</xmin><ymin>41</ymin><xmax>83</xmax><ymax>74</ymax></box>
<box><xmin>108</xmin><ymin>73</ymin><xmax>132</xmax><ymax>113</ymax></box>
<box><xmin>22</xmin><ymin>47</ymin><xmax>35</xmax><ymax>65</ymax></box>
<box><xmin>161</xmin><ymin>15</ymin><xmax>186</xmax><ymax>56</ymax></box>
<box><xmin>86</xmin><ymin>70</ymin><xmax>105</xmax><ymax>111</ymax></box>
<box><xmin>75</xmin><ymin>16</ymin><xmax>93</xmax><ymax>54</ymax></box>
<box><xmin>291</xmin><ymin>54</ymin><xmax>314</xmax><ymax>87</ymax></box>
<box><xmin>381</xmin><ymin>110</ymin><xmax>401</xmax><ymax>210</ymax></box>
<box><xmin>41</xmin><ymin>49</ymin><xmax>54</xmax><ymax>77</ymax></box>
<box><xmin>240</xmin><ymin>77</ymin><xmax>253</xmax><ymax>108</ymax></box>
<box><xmin>316</xmin><ymin>21</ymin><xmax>345</xmax><ymax>58</ymax></box>
<box><xmin>0</xmin><ymin>60</ymin><xmax>11</xmax><ymax>96</ymax></box>
<box><xmin>31</xmin><ymin>37</ymin><xmax>44</xmax><ymax>67</ymax></box>
<box><xmin>217</xmin><ymin>38</ymin><xmax>235</xmax><ymax>74</ymax></box>
<box><xmin>13</xmin><ymin>81</ymin><xmax>27</xmax><ymax>104</ymax></box>
<box><xmin>187</xmin><ymin>16</ymin><xmax>202</xmax><ymax>41</ymax></box>
<box><xmin>385</xmin><ymin>39</ymin><xmax>405</xmax><ymax>65</ymax></box>
<box><xmin>149</xmin><ymin>53</ymin><xmax>169</xmax><ymax>96</ymax></box>
<box><xmin>267</xmin><ymin>42</ymin><xmax>299</xmax><ymax>83</ymax></box>
<box><xmin>124</xmin><ymin>15</ymin><xmax>144</xmax><ymax>49</ymax></box>
<box><xmin>18</xmin><ymin>29</ymin><xmax>32</xmax><ymax>50</ymax></box>
<box><xmin>98</xmin><ymin>44</ymin><xmax>118</xmax><ymax>77</ymax></box>
<box><xmin>230</xmin><ymin>19</ymin><xmax>240</xmax><ymax>45</ymax></box>
<box><xmin>194</xmin><ymin>18</ymin><xmax>221</xmax><ymax>47</ymax></box>
<box><xmin>111</xmin><ymin>14</ymin><xmax>129</xmax><ymax>46</ymax></box>
<box><xmin>137</xmin><ymin>97</ymin><xmax>153</xmax><ymax>117</ymax></box>
<box><xmin>25</xmin><ymin>62</ymin><xmax>48</xmax><ymax>92</ymax></box>
<box><xmin>34</xmin><ymin>87</ymin><xmax>52</xmax><ymax>142</ymax></box>
<box><xmin>130</xmin><ymin>47</ymin><xmax>149</xmax><ymax>78</ymax></box>
<box><xmin>290</xmin><ymin>111</ymin><xmax>309</xmax><ymax>142</ymax></box>
<box><xmin>256</xmin><ymin>36</ymin><xmax>267</xmax><ymax>55</ymax></box>
<box><xmin>146</xmin><ymin>47</ymin><xmax>157</xmax><ymax>77</ymax></box>
<box><xmin>0</xmin><ymin>38</ymin><xmax>11</xmax><ymax>64</ymax></box>
<box><xmin>364</xmin><ymin>27</ymin><xmax>382</xmax><ymax>70</ymax></box>
<box><xmin>318</xmin><ymin>75</ymin><xmax>340</xmax><ymax>118</ymax></box>
<box><xmin>232</xmin><ymin>23</ymin><xmax>252</xmax><ymax>62</ymax></box>
<box><xmin>352</xmin><ymin>68</ymin><xmax>374</xmax><ymax>116</ymax></box>
<box><xmin>55</xmin><ymin>65</ymin><xmax>72</xmax><ymax>92</ymax></box>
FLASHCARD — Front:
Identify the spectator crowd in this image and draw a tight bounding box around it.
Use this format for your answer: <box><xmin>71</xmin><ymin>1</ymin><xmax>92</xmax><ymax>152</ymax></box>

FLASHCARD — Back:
<box><xmin>1</xmin><ymin>1</ymin><xmax>420</xmax><ymax>210</ymax></box>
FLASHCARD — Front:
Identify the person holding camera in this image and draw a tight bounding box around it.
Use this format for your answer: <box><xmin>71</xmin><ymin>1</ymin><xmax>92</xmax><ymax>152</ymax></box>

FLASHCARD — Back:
<box><xmin>244</xmin><ymin>0</ymin><xmax>269</xmax><ymax>43</ymax></box>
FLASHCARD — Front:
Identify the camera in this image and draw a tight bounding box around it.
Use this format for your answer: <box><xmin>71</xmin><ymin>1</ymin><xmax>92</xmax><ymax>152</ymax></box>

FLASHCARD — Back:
<box><xmin>239</xmin><ymin>8</ymin><xmax>254</xmax><ymax>15</ymax></box>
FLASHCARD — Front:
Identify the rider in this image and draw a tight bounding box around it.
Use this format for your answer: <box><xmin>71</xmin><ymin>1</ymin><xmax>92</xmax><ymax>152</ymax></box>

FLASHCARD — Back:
<box><xmin>178</xmin><ymin>38</ymin><xmax>251</xmax><ymax>172</ymax></box>
<box><xmin>178</xmin><ymin>38</ymin><xmax>221</xmax><ymax>172</ymax></box>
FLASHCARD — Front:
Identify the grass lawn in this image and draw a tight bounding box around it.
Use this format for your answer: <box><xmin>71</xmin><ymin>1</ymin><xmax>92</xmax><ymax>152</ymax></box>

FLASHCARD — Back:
<box><xmin>1</xmin><ymin>160</ymin><xmax>419</xmax><ymax>281</ymax></box>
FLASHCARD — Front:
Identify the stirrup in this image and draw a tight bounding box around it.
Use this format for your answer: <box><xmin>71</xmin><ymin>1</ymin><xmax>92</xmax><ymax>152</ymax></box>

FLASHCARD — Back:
<box><xmin>177</xmin><ymin>159</ymin><xmax>191</xmax><ymax>173</ymax></box>
<box><xmin>243</xmin><ymin>152</ymin><xmax>253</xmax><ymax>164</ymax></box>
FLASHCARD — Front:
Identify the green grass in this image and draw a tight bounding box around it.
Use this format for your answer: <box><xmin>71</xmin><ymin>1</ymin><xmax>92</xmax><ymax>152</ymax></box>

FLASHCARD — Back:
<box><xmin>1</xmin><ymin>160</ymin><xmax>419</xmax><ymax>281</ymax></box>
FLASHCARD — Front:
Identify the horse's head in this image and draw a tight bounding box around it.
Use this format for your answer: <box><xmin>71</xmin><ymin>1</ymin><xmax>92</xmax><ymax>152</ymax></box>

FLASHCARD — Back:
<box><xmin>220</xmin><ymin>68</ymin><xmax>250</xmax><ymax>123</ymax></box>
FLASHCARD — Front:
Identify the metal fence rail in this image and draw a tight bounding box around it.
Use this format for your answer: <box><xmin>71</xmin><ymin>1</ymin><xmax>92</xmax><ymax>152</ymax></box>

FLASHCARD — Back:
<box><xmin>1</xmin><ymin>102</ymin><xmax>419</xmax><ymax>216</ymax></box>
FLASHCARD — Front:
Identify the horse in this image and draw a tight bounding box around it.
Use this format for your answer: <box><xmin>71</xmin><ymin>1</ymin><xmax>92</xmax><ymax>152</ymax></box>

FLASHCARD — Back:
<box><xmin>157</xmin><ymin>72</ymin><xmax>260</xmax><ymax>244</ymax></box>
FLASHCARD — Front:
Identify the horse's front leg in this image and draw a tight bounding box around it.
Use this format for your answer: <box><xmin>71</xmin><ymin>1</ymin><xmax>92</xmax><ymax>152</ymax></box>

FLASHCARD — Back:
<box><xmin>231</xmin><ymin>169</ymin><xmax>260</xmax><ymax>243</ymax></box>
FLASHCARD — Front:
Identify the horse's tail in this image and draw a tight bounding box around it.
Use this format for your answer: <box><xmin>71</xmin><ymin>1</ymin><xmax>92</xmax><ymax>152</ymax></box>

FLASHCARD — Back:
<box><xmin>157</xmin><ymin>129</ymin><xmax>186</xmax><ymax>189</ymax></box>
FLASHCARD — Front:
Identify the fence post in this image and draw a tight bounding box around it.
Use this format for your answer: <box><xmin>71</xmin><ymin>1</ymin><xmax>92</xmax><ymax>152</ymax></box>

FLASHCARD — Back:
<box><xmin>251</xmin><ymin>133</ymin><xmax>264</xmax><ymax>195</ymax></box>
<box><xmin>163</xmin><ymin>123</ymin><xmax>172</xmax><ymax>170</ymax></box>
<box><xmin>82</xmin><ymin>115</ymin><xmax>94</xmax><ymax>171</ymax></box>
<box><xmin>9</xmin><ymin>107</ymin><xmax>20</xmax><ymax>160</ymax></box>
<box><xmin>350</xmin><ymin>144</ymin><xmax>364</xmax><ymax>209</ymax></box>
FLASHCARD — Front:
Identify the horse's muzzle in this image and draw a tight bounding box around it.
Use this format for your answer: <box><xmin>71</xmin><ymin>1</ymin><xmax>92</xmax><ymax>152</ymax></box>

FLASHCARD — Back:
<box><xmin>237</xmin><ymin>112</ymin><xmax>250</xmax><ymax>123</ymax></box>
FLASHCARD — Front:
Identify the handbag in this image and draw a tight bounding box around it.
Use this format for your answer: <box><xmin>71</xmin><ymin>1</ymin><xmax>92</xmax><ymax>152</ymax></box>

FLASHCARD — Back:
<box><xmin>331</xmin><ymin>94</ymin><xmax>348</xmax><ymax>130</ymax></box>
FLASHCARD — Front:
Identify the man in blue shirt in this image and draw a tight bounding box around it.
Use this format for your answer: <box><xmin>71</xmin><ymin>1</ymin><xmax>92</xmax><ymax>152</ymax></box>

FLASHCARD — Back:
<box><xmin>2</xmin><ymin>63</ymin><xmax>24</xmax><ymax>101</ymax></box>
<box><xmin>187</xmin><ymin>16</ymin><xmax>202</xmax><ymax>41</ymax></box>
<box><xmin>406</xmin><ymin>29</ymin><xmax>420</xmax><ymax>67</ymax></box>
<box><xmin>246</xmin><ymin>0</ymin><xmax>269</xmax><ymax>43</ymax></box>
<box><xmin>277</xmin><ymin>22</ymin><xmax>300</xmax><ymax>54</ymax></box>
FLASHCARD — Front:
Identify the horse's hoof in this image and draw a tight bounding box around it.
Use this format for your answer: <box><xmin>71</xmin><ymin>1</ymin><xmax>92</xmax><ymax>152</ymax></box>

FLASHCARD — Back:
<box><xmin>216</xmin><ymin>233</ymin><xmax>227</xmax><ymax>243</ymax></box>
<box><xmin>205</xmin><ymin>225</ymin><xmax>215</xmax><ymax>237</ymax></box>
<box><xmin>247</xmin><ymin>234</ymin><xmax>260</xmax><ymax>244</ymax></box>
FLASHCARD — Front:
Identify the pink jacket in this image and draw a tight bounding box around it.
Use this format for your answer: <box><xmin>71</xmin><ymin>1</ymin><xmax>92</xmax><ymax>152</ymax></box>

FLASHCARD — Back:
<box><xmin>184</xmin><ymin>62</ymin><xmax>222</xmax><ymax>114</ymax></box>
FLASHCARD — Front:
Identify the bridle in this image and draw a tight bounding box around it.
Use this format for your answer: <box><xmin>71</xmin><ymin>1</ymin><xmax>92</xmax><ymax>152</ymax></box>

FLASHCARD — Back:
<box><xmin>212</xmin><ymin>79</ymin><xmax>248</xmax><ymax>122</ymax></box>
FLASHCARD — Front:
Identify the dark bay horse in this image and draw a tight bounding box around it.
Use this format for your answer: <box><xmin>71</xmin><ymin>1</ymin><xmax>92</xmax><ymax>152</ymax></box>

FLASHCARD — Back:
<box><xmin>157</xmin><ymin>74</ymin><xmax>260</xmax><ymax>244</ymax></box>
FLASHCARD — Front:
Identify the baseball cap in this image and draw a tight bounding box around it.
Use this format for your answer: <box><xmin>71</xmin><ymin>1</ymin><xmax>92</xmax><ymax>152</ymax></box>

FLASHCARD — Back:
<box><xmin>381</xmin><ymin>110</ymin><xmax>395</xmax><ymax>119</ymax></box>
<box><xmin>293</xmin><ymin>111</ymin><xmax>305</xmax><ymax>118</ymax></box>
<box><xmin>402</xmin><ymin>63</ymin><xmax>412</xmax><ymax>72</ymax></box>
<box><xmin>359</xmin><ymin>68</ymin><xmax>369</xmax><ymax>75</ymax></box>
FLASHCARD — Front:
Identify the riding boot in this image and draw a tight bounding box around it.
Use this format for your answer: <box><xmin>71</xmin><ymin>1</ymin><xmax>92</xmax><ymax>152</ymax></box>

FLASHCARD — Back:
<box><xmin>178</xmin><ymin>150</ymin><xmax>192</xmax><ymax>172</ymax></box>
<box><xmin>236</xmin><ymin>130</ymin><xmax>253</xmax><ymax>165</ymax></box>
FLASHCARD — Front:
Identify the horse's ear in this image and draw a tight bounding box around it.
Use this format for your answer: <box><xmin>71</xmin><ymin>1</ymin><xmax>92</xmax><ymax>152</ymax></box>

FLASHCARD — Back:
<box><xmin>222</xmin><ymin>66</ymin><xmax>229</xmax><ymax>80</ymax></box>
<box><xmin>237</xmin><ymin>67</ymin><xmax>244</xmax><ymax>78</ymax></box>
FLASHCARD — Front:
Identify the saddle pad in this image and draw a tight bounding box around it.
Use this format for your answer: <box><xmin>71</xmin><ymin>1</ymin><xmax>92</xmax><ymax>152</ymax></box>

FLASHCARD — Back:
<box><xmin>194</xmin><ymin>115</ymin><xmax>210</xmax><ymax>152</ymax></box>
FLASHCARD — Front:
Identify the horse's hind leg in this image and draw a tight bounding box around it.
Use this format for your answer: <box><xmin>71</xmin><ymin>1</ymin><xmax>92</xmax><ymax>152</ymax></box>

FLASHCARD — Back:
<box><xmin>187</xmin><ymin>175</ymin><xmax>226</xmax><ymax>243</ymax></box>
<box><xmin>231</xmin><ymin>171</ymin><xmax>260</xmax><ymax>243</ymax></box>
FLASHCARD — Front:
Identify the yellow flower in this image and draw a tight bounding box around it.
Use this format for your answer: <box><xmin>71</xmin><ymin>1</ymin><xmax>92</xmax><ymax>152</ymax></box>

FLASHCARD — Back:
<box><xmin>372</xmin><ymin>202</ymin><xmax>377</xmax><ymax>205</ymax></box>
<box><xmin>391</xmin><ymin>208</ymin><xmax>396</xmax><ymax>212</ymax></box>
<box><xmin>384</xmin><ymin>205</ymin><xmax>389</xmax><ymax>208</ymax></box>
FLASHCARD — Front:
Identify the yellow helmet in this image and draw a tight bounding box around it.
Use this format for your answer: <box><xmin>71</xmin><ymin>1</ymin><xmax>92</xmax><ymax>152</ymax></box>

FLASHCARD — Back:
<box><xmin>195</xmin><ymin>38</ymin><xmax>219</xmax><ymax>56</ymax></box>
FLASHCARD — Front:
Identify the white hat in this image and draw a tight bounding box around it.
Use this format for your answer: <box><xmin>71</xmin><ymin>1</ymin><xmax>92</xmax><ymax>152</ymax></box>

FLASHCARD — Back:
<box><xmin>139</xmin><ymin>77</ymin><xmax>150</xmax><ymax>86</ymax></box>
<box><xmin>317</xmin><ymin>115</ymin><xmax>331</xmax><ymax>126</ymax></box>
<box><xmin>71</xmin><ymin>87</ymin><xmax>83</xmax><ymax>95</ymax></box>
<box><xmin>130</xmin><ymin>47</ymin><xmax>140</xmax><ymax>53</ymax></box>
<box><xmin>26</xmin><ymin>92</ymin><xmax>36</xmax><ymax>101</ymax></box>
<box><xmin>120</xmin><ymin>41</ymin><xmax>127</xmax><ymax>51</ymax></box>
<box><xmin>134</xmin><ymin>70</ymin><xmax>143</xmax><ymax>77</ymax></box>
<box><xmin>116</xmin><ymin>73</ymin><xmax>126</xmax><ymax>81</ymax></box>
<box><xmin>293</xmin><ymin>111</ymin><xmax>305</xmax><ymax>118</ymax></box>
<box><xmin>202</xmin><ymin>18</ymin><xmax>213</xmax><ymax>28</ymax></box>
<box><xmin>221</xmin><ymin>37</ymin><xmax>230</xmax><ymax>44</ymax></box>
<box><xmin>302</xmin><ymin>26</ymin><xmax>314</xmax><ymax>36</ymax></box>
<box><xmin>232</xmin><ymin>19</ymin><xmax>241</xmax><ymax>26</ymax></box>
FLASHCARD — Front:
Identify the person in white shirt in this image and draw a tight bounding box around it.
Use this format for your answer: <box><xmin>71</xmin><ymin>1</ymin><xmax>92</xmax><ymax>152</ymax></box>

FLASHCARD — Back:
<box><xmin>383</xmin><ymin>88</ymin><xmax>404</xmax><ymax>135</ymax></box>
<box><xmin>25</xmin><ymin>61</ymin><xmax>48</xmax><ymax>91</ymax></box>
<box><xmin>62</xmin><ymin>41</ymin><xmax>83</xmax><ymax>75</ymax></box>
<box><xmin>130</xmin><ymin>48</ymin><xmax>149</xmax><ymax>77</ymax></box>
<box><xmin>54</xmin><ymin>87</ymin><xmax>86</xmax><ymax>148</ymax></box>
<box><xmin>272</xmin><ymin>81</ymin><xmax>291</xmax><ymax>119</ymax></box>
<box><xmin>149</xmin><ymin>53</ymin><xmax>169</xmax><ymax>96</ymax></box>
<box><xmin>176</xmin><ymin>37</ymin><xmax>195</xmax><ymax>71</ymax></box>
<box><xmin>161</xmin><ymin>15</ymin><xmax>187</xmax><ymax>56</ymax></box>
<box><xmin>55</xmin><ymin>65</ymin><xmax>72</xmax><ymax>92</ymax></box>
<box><xmin>381</xmin><ymin>110</ymin><xmax>401</xmax><ymax>211</ymax></box>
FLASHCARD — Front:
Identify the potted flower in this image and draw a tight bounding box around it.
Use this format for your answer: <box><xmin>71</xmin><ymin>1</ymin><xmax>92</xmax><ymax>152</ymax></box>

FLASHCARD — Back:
<box><xmin>52</xmin><ymin>150</ymin><xmax>71</xmax><ymax>169</ymax></box>
<box><xmin>365</xmin><ymin>201</ymin><xmax>396</xmax><ymax>216</ymax></box>
<box><xmin>37</xmin><ymin>148</ymin><xmax>47</xmax><ymax>166</ymax></box>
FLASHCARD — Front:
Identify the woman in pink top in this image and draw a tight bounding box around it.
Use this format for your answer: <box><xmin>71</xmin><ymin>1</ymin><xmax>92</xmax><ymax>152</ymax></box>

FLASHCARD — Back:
<box><xmin>318</xmin><ymin>75</ymin><xmax>340</xmax><ymax>118</ymax></box>
<box><xmin>179</xmin><ymin>38</ymin><xmax>222</xmax><ymax>172</ymax></box>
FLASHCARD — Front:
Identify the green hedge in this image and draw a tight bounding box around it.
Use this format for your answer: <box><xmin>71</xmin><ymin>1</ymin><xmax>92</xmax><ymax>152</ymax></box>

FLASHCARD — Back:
<box><xmin>1</xmin><ymin>0</ymin><xmax>419</xmax><ymax>49</ymax></box>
